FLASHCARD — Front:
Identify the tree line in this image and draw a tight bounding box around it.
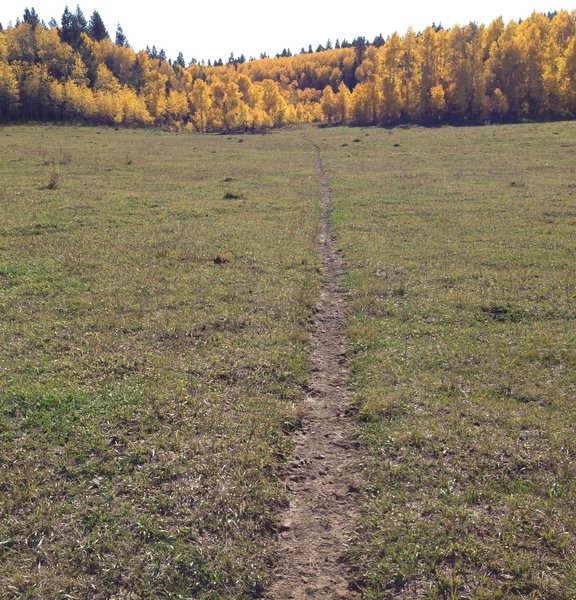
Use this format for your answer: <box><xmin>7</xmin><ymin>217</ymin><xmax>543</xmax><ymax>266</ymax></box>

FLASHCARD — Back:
<box><xmin>0</xmin><ymin>6</ymin><xmax>575</xmax><ymax>131</ymax></box>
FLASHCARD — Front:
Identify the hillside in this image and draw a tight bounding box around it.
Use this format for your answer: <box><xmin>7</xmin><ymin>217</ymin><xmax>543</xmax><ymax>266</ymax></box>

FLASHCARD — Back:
<box><xmin>0</xmin><ymin>8</ymin><xmax>575</xmax><ymax>130</ymax></box>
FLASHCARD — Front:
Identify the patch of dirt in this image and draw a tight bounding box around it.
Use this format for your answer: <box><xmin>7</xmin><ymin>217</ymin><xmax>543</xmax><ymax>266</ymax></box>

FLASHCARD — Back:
<box><xmin>266</xmin><ymin>145</ymin><xmax>363</xmax><ymax>599</ymax></box>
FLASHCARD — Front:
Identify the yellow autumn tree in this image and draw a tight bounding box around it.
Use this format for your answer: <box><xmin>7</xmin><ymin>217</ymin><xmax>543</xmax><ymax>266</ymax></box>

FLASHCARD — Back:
<box><xmin>0</xmin><ymin>61</ymin><xmax>19</xmax><ymax>119</ymax></box>
<box><xmin>321</xmin><ymin>84</ymin><xmax>337</xmax><ymax>123</ymax></box>
<box><xmin>335</xmin><ymin>82</ymin><xmax>351</xmax><ymax>124</ymax></box>
<box><xmin>189</xmin><ymin>79</ymin><xmax>212</xmax><ymax>132</ymax></box>
<box><xmin>559</xmin><ymin>35</ymin><xmax>576</xmax><ymax>113</ymax></box>
<box><xmin>166</xmin><ymin>89</ymin><xmax>189</xmax><ymax>124</ymax></box>
<box><xmin>376</xmin><ymin>32</ymin><xmax>404</xmax><ymax>123</ymax></box>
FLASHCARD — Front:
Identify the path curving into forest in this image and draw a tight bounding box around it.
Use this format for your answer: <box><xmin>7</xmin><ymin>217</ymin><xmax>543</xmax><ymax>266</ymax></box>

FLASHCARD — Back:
<box><xmin>266</xmin><ymin>144</ymin><xmax>363</xmax><ymax>599</ymax></box>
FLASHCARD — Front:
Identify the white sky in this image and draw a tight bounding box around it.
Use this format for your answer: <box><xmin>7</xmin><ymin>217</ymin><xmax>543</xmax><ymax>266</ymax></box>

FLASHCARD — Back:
<box><xmin>1</xmin><ymin>1</ymin><xmax>570</xmax><ymax>63</ymax></box>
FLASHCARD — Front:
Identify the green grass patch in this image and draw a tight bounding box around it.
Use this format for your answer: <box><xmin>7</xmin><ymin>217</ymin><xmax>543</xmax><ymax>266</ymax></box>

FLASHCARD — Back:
<box><xmin>311</xmin><ymin>123</ymin><xmax>576</xmax><ymax>599</ymax></box>
<box><xmin>0</xmin><ymin>125</ymin><xmax>320</xmax><ymax>598</ymax></box>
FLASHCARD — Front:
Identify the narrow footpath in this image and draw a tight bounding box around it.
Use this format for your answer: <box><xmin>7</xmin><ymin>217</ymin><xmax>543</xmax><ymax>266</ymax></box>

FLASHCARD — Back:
<box><xmin>267</xmin><ymin>144</ymin><xmax>363</xmax><ymax>599</ymax></box>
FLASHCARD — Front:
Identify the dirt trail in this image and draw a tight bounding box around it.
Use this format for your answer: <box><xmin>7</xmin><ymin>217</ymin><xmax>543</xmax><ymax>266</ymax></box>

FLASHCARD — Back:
<box><xmin>266</xmin><ymin>145</ymin><xmax>363</xmax><ymax>599</ymax></box>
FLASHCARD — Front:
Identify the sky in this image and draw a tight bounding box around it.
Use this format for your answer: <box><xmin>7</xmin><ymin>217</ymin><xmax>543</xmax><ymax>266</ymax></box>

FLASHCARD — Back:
<box><xmin>1</xmin><ymin>1</ymin><xmax>570</xmax><ymax>63</ymax></box>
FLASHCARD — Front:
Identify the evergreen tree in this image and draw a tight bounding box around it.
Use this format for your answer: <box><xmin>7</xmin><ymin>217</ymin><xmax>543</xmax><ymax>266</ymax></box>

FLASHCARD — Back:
<box><xmin>115</xmin><ymin>24</ymin><xmax>128</xmax><ymax>47</ymax></box>
<box><xmin>60</xmin><ymin>5</ymin><xmax>87</xmax><ymax>50</ymax></box>
<box><xmin>352</xmin><ymin>36</ymin><xmax>367</xmax><ymax>61</ymax></box>
<box><xmin>158</xmin><ymin>48</ymin><xmax>167</xmax><ymax>61</ymax></box>
<box><xmin>60</xmin><ymin>6</ymin><xmax>74</xmax><ymax>44</ymax></box>
<box><xmin>74</xmin><ymin>5</ymin><xmax>87</xmax><ymax>32</ymax></box>
<box><xmin>175</xmin><ymin>52</ymin><xmax>186</xmax><ymax>68</ymax></box>
<box><xmin>373</xmin><ymin>33</ymin><xmax>385</xmax><ymax>47</ymax></box>
<box><xmin>23</xmin><ymin>8</ymin><xmax>41</xmax><ymax>28</ymax></box>
<box><xmin>88</xmin><ymin>10</ymin><xmax>108</xmax><ymax>41</ymax></box>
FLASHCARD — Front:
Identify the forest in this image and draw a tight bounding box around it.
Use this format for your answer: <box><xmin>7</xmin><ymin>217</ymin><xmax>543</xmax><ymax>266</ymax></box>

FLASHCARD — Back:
<box><xmin>0</xmin><ymin>6</ymin><xmax>575</xmax><ymax>131</ymax></box>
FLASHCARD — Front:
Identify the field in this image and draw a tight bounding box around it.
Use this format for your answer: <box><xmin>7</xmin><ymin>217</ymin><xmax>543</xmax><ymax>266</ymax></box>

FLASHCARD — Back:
<box><xmin>1</xmin><ymin>121</ymin><xmax>575</xmax><ymax>599</ymax></box>
<box><xmin>317</xmin><ymin>123</ymin><xmax>576</xmax><ymax>598</ymax></box>
<box><xmin>0</xmin><ymin>125</ymin><xmax>321</xmax><ymax>598</ymax></box>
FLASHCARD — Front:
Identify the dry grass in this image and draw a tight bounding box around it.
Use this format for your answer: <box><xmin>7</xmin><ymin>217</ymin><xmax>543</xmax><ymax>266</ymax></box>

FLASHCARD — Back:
<box><xmin>312</xmin><ymin>122</ymin><xmax>576</xmax><ymax>599</ymax></box>
<box><xmin>0</xmin><ymin>124</ymin><xmax>320</xmax><ymax>598</ymax></box>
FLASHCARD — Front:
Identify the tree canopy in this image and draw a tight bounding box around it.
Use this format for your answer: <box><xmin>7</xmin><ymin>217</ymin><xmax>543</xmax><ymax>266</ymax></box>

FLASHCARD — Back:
<box><xmin>1</xmin><ymin>6</ymin><xmax>575</xmax><ymax>130</ymax></box>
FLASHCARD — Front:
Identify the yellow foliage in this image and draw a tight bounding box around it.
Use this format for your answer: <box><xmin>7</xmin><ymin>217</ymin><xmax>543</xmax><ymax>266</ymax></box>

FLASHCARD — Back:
<box><xmin>95</xmin><ymin>64</ymin><xmax>121</xmax><ymax>93</ymax></box>
<box><xmin>36</xmin><ymin>28</ymin><xmax>76</xmax><ymax>80</ymax></box>
<box><xmin>1</xmin><ymin>11</ymin><xmax>576</xmax><ymax>129</ymax></box>
<box><xmin>0</xmin><ymin>32</ymin><xmax>6</xmax><ymax>61</ymax></box>
<box><xmin>430</xmin><ymin>84</ymin><xmax>446</xmax><ymax>116</ymax></box>
<box><xmin>0</xmin><ymin>61</ymin><xmax>19</xmax><ymax>116</ymax></box>
<box><xmin>166</xmin><ymin>89</ymin><xmax>189</xmax><ymax>122</ymax></box>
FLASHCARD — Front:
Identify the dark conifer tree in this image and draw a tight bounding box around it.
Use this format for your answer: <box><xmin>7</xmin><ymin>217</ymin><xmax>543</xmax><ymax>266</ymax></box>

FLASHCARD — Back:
<box><xmin>23</xmin><ymin>8</ymin><xmax>41</xmax><ymax>28</ymax></box>
<box><xmin>74</xmin><ymin>5</ymin><xmax>87</xmax><ymax>32</ymax></box>
<box><xmin>88</xmin><ymin>10</ymin><xmax>108</xmax><ymax>41</ymax></box>
<box><xmin>60</xmin><ymin>6</ymin><xmax>74</xmax><ymax>44</ymax></box>
<box><xmin>60</xmin><ymin>5</ymin><xmax>87</xmax><ymax>50</ymax></box>
<box><xmin>175</xmin><ymin>52</ymin><xmax>186</xmax><ymax>67</ymax></box>
<box><xmin>115</xmin><ymin>24</ymin><xmax>129</xmax><ymax>46</ymax></box>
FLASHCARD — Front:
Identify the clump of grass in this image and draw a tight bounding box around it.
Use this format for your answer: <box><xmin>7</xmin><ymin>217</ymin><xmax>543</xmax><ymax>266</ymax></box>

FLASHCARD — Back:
<box><xmin>59</xmin><ymin>147</ymin><xmax>72</xmax><ymax>164</ymax></box>
<box><xmin>213</xmin><ymin>251</ymin><xmax>232</xmax><ymax>264</ymax></box>
<box><xmin>45</xmin><ymin>168</ymin><xmax>60</xmax><ymax>189</ymax></box>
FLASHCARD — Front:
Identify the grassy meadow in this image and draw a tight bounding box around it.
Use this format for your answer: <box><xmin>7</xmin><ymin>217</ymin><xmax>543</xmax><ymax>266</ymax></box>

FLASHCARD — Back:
<box><xmin>310</xmin><ymin>122</ymin><xmax>576</xmax><ymax>598</ymax></box>
<box><xmin>1</xmin><ymin>121</ymin><xmax>575</xmax><ymax>599</ymax></box>
<box><xmin>0</xmin><ymin>125</ymin><xmax>321</xmax><ymax>598</ymax></box>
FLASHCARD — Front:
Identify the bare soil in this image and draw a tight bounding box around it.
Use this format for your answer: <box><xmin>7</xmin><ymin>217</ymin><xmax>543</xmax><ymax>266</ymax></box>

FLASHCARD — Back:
<box><xmin>266</xmin><ymin>145</ymin><xmax>363</xmax><ymax>599</ymax></box>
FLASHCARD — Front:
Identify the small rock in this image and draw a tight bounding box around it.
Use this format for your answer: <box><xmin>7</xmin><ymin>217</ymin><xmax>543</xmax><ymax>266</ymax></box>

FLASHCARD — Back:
<box><xmin>278</xmin><ymin>520</ymin><xmax>292</xmax><ymax>532</ymax></box>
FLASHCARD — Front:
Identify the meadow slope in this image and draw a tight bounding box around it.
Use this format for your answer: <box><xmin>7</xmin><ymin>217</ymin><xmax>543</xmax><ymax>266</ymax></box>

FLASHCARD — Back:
<box><xmin>0</xmin><ymin>125</ymin><xmax>321</xmax><ymax>598</ymax></box>
<box><xmin>311</xmin><ymin>122</ymin><xmax>576</xmax><ymax>599</ymax></box>
<box><xmin>1</xmin><ymin>122</ymin><xmax>575</xmax><ymax>599</ymax></box>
